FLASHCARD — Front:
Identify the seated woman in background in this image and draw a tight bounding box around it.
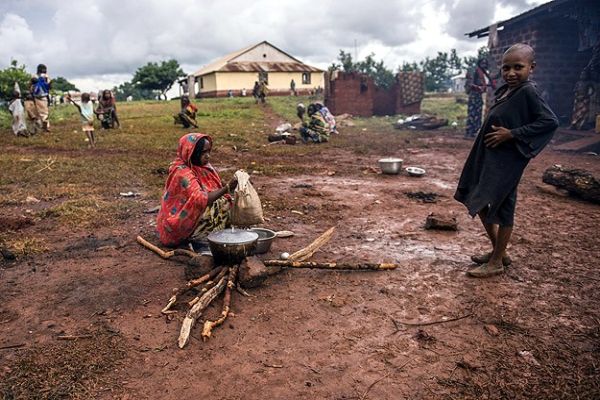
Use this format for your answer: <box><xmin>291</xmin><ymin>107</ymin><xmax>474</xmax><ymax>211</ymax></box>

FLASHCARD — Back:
<box><xmin>156</xmin><ymin>133</ymin><xmax>237</xmax><ymax>247</ymax></box>
<box><xmin>299</xmin><ymin>103</ymin><xmax>330</xmax><ymax>143</ymax></box>
<box><xmin>173</xmin><ymin>95</ymin><xmax>198</xmax><ymax>128</ymax></box>
<box><xmin>315</xmin><ymin>102</ymin><xmax>339</xmax><ymax>135</ymax></box>
<box><xmin>95</xmin><ymin>90</ymin><xmax>120</xmax><ymax>128</ymax></box>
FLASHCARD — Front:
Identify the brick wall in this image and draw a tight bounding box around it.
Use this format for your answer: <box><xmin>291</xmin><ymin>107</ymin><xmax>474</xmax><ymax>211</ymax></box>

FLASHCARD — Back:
<box><xmin>373</xmin><ymin>85</ymin><xmax>397</xmax><ymax>116</ymax></box>
<box><xmin>325</xmin><ymin>72</ymin><xmax>374</xmax><ymax>117</ymax></box>
<box><xmin>489</xmin><ymin>14</ymin><xmax>593</xmax><ymax>121</ymax></box>
<box><xmin>325</xmin><ymin>72</ymin><xmax>423</xmax><ymax>117</ymax></box>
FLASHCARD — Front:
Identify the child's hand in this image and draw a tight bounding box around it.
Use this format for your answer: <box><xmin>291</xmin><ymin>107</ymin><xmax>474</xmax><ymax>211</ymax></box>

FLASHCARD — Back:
<box><xmin>484</xmin><ymin>125</ymin><xmax>513</xmax><ymax>148</ymax></box>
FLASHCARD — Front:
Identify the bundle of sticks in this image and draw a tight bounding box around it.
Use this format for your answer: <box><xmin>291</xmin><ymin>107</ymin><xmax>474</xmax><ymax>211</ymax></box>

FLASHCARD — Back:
<box><xmin>137</xmin><ymin>227</ymin><xmax>398</xmax><ymax>349</ymax></box>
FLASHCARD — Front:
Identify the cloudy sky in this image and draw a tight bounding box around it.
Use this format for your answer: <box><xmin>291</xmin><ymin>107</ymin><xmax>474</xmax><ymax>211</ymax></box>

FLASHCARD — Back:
<box><xmin>0</xmin><ymin>0</ymin><xmax>548</xmax><ymax>94</ymax></box>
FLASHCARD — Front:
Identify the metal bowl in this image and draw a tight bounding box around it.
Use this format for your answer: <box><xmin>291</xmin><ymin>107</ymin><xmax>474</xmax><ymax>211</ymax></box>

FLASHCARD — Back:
<box><xmin>207</xmin><ymin>229</ymin><xmax>258</xmax><ymax>265</ymax></box>
<box><xmin>250</xmin><ymin>228</ymin><xmax>276</xmax><ymax>254</ymax></box>
<box><xmin>378</xmin><ymin>158</ymin><xmax>403</xmax><ymax>174</ymax></box>
<box><xmin>406</xmin><ymin>166</ymin><xmax>426</xmax><ymax>177</ymax></box>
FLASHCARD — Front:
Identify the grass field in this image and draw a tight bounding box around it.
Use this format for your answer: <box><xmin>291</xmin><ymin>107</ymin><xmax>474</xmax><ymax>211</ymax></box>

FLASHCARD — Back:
<box><xmin>0</xmin><ymin>95</ymin><xmax>465</xmax><ymax>250</ymax></box>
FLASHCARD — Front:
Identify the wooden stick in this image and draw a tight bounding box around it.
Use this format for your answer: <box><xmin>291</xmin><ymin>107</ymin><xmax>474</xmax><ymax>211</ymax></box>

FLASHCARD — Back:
<box><xmin>393</xmin><ymin>313</ymin><xmax>472</xmax><ymax>328</ymax></box>
<box><xmin>188</xmin><ymin>267</ymin><xmax>229</xmax><ymax>307</ymax></box>
<box><xmin>288</xmin><ymin>227</ymin><xmax>335</xmax><ymax>262</ymax></box>
<box><xmin>137</xmin><ymin>235</ymin><xmax>197</xmax><ymax>259</ymax></box>
<box><xmin>56</xmin><ymin>334</ymin><xmax>93</xmax><ymax>340</ymax></box>
<box><xmin>201</xmin><ymin>265</ymin><xmax>239</xmax><ymax>341</ymax></box>
<box><xmin>0</xmin><ymin>343</ymin><xmax>25</xmax><ymax>350</ymax></box>
<box><xmin>137</xmin><ymin>235</ymin><xmax>174</xmax><ymax>259</ymax></box>
<box><xmin>263</xmin><ymin>260</ymin><xmax>398</xmax><ymax>271</ymax></box>
<box><xmin>178</xmin><ymin>270</ymin><xmax>229</xmax><ymax>349</ymax></box>
<box><xmin>161</xmin><ymin>266</ymin><xmax>224</xmax><ymax>314</ymax></box>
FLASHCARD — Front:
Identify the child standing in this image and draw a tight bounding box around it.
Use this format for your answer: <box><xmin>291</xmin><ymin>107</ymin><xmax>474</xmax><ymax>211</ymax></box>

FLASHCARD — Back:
<box><xmin>67</xmin><ymin>93</ymin><xmax>96</xmax><ymax>148</ymax></box>
<box><xmin>30</xmin><ymin>64</ymin><xmax>52</xmax><ymax>132</ymax></box>
<box><xmin>454</xmin><ymin>43</ymin><xmax>559</xmax><ymax>278</ymax></box>
<box><xmin>8</xmin><ymin>91</ymin><xmax>28</xmax><ymax>137</ymax></box>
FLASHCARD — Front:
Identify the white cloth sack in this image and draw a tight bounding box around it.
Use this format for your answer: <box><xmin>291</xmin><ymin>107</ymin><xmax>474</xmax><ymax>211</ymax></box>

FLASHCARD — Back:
<box><xmin>230</xmin><ymin>170</ymin><xmax>264</xmax><ymax>226</ymax></box>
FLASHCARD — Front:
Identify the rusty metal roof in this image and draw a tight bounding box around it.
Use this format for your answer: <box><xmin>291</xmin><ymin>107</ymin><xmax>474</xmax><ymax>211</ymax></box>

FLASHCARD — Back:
<box><xmin>218</xmin><ymin>61</ymin><xmax>322</xmax><ymax>73</ymax></box>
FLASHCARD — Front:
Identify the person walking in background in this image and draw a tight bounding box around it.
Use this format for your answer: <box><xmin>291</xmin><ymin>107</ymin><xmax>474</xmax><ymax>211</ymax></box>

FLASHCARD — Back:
<box><xmin>30</xmin><ymin>64</ymin><xmax>52</xmax><ymax>132</ymax></box>
<box><xmin>290</xmin><ymin>79</ymin><xmax>297</xmax><ymax>96</ymax></box>
<box><xmin>258</xmin><ymin>80</ymin><xmax>268</xmax><ymax>104</ymax></box>
<box><xmin>252</xmin><ymin>81</ymin><xmax>260</xmax><ymax>104</ymax></box>
<box><xmin>464</xmin><ymin>59</ymin><xmax>491</xmax><ymax>139</ymax></box>
<box><xmin>8</xmin><ymin>91</ymin><xmax>28</xmax><ymax>137</ymax></box>
<box><xmin>67</xmin><ymin>93</ymin><xmax>96</xmax><ymax>148</ymax></box>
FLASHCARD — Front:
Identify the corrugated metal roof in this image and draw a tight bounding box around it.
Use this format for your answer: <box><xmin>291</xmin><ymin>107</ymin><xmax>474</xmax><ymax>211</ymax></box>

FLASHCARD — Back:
<box><xmin>219</xmin><ymin>62</ymin><xmax>322</xmax><ymax>73</ymax></box>
<box><xmin>191</xmin><ymin>41</ymin><xmax>322</xmax><ymax>77</ymax></box>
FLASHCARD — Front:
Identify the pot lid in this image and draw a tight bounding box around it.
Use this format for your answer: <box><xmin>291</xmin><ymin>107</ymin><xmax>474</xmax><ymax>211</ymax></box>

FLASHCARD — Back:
<box><xmin>208</xmin><ymin>229</ymin><xmax>259</xmax><ymax>245</ymax></box>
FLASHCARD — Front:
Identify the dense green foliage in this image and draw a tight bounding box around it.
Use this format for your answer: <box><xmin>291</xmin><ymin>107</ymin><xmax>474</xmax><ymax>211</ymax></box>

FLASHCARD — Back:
<box><xmin>51</xmin><ymin>76</ymin><xmax>78</xmax><ymax>93</ymax></box>
<box><xmin>132</xmin><ymin>59</ymin><xmax>185</xmax><ymax>100</ymax></box>
<box><xmin>330</xmin><ymin>51</ymin><xmax>396</xmax><ymax>89</ymax></box>
<box><xmin>0</xmin><ymin>60</ymin><xmax>31</xmax><ymax>100</ymax></box>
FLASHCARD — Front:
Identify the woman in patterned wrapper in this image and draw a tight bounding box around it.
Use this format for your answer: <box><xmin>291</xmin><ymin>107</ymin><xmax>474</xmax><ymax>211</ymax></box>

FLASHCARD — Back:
<box><xmin>465</xmin><ymin>59</ymin><xmax>491</xmax><ymax>138</ymax></box>
<box><xmin>156</xmin><ymin>133</ymin><xmax>240</xmax><ymax>247</ymax></box>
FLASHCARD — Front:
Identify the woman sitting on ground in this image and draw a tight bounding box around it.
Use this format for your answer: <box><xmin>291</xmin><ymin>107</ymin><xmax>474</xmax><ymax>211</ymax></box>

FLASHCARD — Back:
<box><xmin>96</xmin><ymin>90</ymin><xmax>120</xmax><ymax>128</ymax></box>
<box><xmin>156</xmin><ymin>133</ymin><xmax>238</xmax><ymax>247</ymax></box>
<box><xmin>315</xmin><ymin>102</ymin><xmax>339</xmax><ymax>134</ymax></box>
<box><xmin>173</xmin><ymin>95</ymin><xmax>198</xmax><ymax>128</ymax></box>
<box><xmin>299</xmin><ymin>103</ymin><xmax>330</xmax><ymax>143</ymax></box>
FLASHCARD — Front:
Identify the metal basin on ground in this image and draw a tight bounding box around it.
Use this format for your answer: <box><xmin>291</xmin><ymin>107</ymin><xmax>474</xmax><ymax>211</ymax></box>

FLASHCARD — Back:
<box><xmin>378</xmin><ymin>158</ymin><xmax>403</xmax><ymax>174</ymax></box>
<box><xmin>250</xmin><ymin>228</ymin><xmax>276</xmax><ymax>254</ymax></box>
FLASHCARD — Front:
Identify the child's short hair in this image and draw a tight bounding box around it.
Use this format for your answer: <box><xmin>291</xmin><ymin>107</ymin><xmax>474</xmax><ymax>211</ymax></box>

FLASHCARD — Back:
<box><xmin>37</xmin><ymin>64</ymin><xmax>47</xmax><ymax>74</ymax></box>
<box><xmin>504</xmin><ymin>43</ymin><xmax>535</xmax><ymax>63</ymax></box>
<box><xmin>13</xmin><ymin>91</ymin><xmax>21</xmax><ymax>99</ymax></box>
<box><xmin>81</xmin><ymin>93</ymin><xmax>90</xmax><ymax>101</ymax></box>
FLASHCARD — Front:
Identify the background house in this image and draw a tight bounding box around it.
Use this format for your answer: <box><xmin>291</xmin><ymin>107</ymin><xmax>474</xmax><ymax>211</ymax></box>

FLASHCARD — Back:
<box><xmin>467</xmin><ymin>0</ymin><xmax>599</xmax><ymax>125</ymax></box>
<box><xmin>184</xmin><ymin>41</ymin><xmax>324</xmax><ymax>98</ymax></box>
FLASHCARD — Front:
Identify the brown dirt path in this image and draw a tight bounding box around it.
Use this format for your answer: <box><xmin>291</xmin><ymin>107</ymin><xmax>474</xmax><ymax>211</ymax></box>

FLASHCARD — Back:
<box><xmin>1</xmin><ymin>127</ymin><xmax>599</xmax><ymax>399</ymax></box>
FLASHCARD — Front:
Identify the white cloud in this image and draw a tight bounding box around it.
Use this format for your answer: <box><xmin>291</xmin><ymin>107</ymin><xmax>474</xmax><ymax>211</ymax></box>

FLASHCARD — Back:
<box><xmin>0</xmin><ymin>0</ymin><xmax>553</xmax><ymax>93</ymax></box>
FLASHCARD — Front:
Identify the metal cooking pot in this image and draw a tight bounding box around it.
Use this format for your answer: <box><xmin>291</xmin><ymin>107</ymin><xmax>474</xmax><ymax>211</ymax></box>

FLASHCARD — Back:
<box><xmin>250</xmin><ymin>228</ymin><xmax>276</xmax><ymax>254</ymax></box>
<box><xmin>378</xmin><ymin>158</ymin><xmax>403</xmax><ymax>174</ymax></box>
<box><xmin>207</xmin><ymin>229</ymin><xmax>259</xmax><ymax>266</ymax></box>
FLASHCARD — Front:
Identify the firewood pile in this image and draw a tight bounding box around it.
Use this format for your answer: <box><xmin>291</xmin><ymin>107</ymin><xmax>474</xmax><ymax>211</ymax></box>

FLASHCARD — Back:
<box><xmin>137</xmin><ymin>227</ymin><xmax>398</xmax><ymax>349</ymax></box>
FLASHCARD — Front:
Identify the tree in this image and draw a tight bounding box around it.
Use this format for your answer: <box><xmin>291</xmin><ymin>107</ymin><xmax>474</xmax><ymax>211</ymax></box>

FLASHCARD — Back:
<box><xmin>132</xmin><ymin>59</ymin><xmax>185</xmax><ymax>100</ymax></box>
<box><xmin>463</xmin><ymin>46</ymin><xmax>490</xmax><ymax>72</ymax></box>
<box><xmin>51</xmin><ymin>76</ymin><xmax>78</xmax><ymax>93</ymax></box>
<box><xmin>399</xmin><ymin>61</ymin><xmax>420</xmax><ymax>72</ymax></box>
<box><xmin>418</xmin><ymin>49</ymin><xmax>465</xmax><ymax>92</ymax></box>
<box><xmin>0</xmin><ymin>60</ymin><xmax>31</xmax><ymax>100</ymax></box>
<box><xmin>329</xmin><ymin>50</ymin><xmax>396</xmax><ymax>89</ymax></box>
<box><xmin>112</xmin><ymin>81</ymin><xmax>154</xmax><ymax>101</ymax></box>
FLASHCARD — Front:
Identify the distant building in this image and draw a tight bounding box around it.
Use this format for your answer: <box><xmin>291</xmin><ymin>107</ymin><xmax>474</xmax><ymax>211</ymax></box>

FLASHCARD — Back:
<box><xmin>184</xmin><ymin>41</ymin><xmax>324</xmax><ymax>98</ymax></box>
<box><xmin>450</xmin><ymin>74</ymin><xmax>467</xmax><ymax>93</ymax></box>
<box><xmin>466</xmin><ymin>0</ymin><xmax>600</xmax><ymax>123</ymax></box>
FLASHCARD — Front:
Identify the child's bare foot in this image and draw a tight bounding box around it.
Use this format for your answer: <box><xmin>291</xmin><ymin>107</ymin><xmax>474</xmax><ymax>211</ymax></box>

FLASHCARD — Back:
<box><xmin>471</xmin><ymin>252</ymin><xmax>512</xmax><ymax>266</ymax></box>
<box><xmin>466</xmin><ymin>262</ymin><xmax>504</xmax><ymax>278</ymax></box>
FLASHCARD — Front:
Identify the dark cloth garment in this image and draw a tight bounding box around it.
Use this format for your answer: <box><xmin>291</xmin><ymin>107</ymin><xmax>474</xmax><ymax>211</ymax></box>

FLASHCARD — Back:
<box><xmin>455</xmin><ymin>81</ymin><xmax>558</xmax><ymax>226</ymax></box>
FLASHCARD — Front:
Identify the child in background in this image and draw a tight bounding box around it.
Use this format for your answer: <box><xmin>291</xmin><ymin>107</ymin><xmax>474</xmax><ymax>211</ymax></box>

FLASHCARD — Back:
<box><xmin>8</xmin><ymin>91</ymin><xmax>28</xmax><ymax>137</ymax></box>
<box><xmin>30</xmin><ymin>64</ymin><xmax>52</xmax><ymax>132</ymax></box>
<box><xmin>67</xmin><ymin>93</ymin><xmax>96</xmax><ymax>148</ymax></box>
<box><xmin>454</xmin><ymin>43</ymin><xmax>558</xmax><ymax>278</ymax></box>
<box><xmin>23</xmin><ymin>94</ymin><xmax>40</xmax><ymax>135</ymax></box>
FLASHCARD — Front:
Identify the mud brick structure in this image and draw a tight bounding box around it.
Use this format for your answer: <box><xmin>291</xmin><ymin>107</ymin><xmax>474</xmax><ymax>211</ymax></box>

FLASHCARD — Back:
<box><xmin>324</xmin><ymin>71</ymin><xmax>424</xmax><ymax>117</ymax></box>
<box><xmin>467</xmin><ymin>0</ymin><xmax>600</xmax><ymax>123</ymax></box>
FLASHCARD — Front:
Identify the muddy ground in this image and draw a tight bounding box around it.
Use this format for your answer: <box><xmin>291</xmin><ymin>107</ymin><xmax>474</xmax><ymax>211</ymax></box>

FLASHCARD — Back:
<box><xmin>1</xmin><ymin>119</ymin><xmax>599</xmax><ymax>399</ymax></box>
